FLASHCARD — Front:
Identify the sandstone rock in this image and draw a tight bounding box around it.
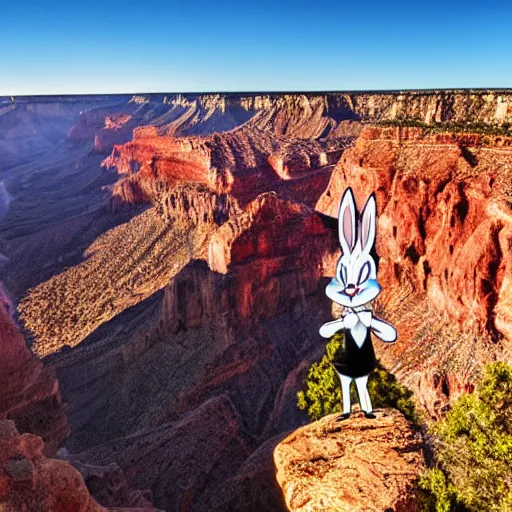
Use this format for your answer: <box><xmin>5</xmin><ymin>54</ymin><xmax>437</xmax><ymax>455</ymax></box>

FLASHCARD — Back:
<box><xmin>0</xmin><ymin>306</ymin><xmax>68</xmax><ymax>455</ymax></box>
<box><xmin>274</xmin><ymin>409</ymin><xmax>425</xmax><ymax>512</ymax></box>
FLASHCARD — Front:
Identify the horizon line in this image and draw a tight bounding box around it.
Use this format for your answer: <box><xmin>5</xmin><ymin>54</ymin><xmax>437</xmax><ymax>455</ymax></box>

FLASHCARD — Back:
<box><xmin>3</xmin><ymin>87</ymin><xmax>512</xmax><ymax>100</ymax></box>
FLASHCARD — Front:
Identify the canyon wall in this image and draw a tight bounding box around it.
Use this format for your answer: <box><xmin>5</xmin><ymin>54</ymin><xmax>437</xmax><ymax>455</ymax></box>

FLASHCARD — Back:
<box><xmin>0</xmin><ymin>306</ymin><xmax>68</xmax><ymax>456</ymax></box>
<box><xmin>64</xmin><ymin>90</ymin><xmax>512</xmax><ymax>148</ymax></box>
<box><xmin>6</xmin><ymin>89</ymin><xmax>511</xmax><ymax>165</ymax></box>
<box><xmin>317</xmin><ymin>125</ymin><xmax>512</xmax><ymax>416</ymax></box>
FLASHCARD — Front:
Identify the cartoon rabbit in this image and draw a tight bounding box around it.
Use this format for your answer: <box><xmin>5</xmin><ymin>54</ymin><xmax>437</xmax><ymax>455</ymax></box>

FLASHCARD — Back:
<box><xmin>319</xmin><ymin>187</ymin><xmax>397</xmax><ymax>420</ymax></box>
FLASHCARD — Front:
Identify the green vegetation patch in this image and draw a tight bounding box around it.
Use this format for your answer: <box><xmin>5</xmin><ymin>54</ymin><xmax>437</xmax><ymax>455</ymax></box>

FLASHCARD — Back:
<box><xmin>296</xmin><ymin>332</ymin><xmax>418</xmax><ymax>422</ymax></box>
<box><xmin>419</xmin><ymin>362</ymin><xmax>512</xmax><ymax>512</ymax></box>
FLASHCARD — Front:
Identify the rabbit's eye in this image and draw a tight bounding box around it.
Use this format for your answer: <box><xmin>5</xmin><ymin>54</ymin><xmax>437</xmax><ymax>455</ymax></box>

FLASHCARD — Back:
<box><xmin>357</xmin><ymin>262</ymin><xmax>370</xmax><ymax>285</ymax></box>
<box><xmin>339</xmin><ymin>265</ymin><xmax>347</xmax><ymax>285</ymax></box>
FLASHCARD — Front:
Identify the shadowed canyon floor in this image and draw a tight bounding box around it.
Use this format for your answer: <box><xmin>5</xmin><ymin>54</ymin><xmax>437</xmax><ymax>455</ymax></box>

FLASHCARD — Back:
<box><xmin>1</xmin><ymin>91</ymin><xmax>512</xmax><ymax>511</ymax></box>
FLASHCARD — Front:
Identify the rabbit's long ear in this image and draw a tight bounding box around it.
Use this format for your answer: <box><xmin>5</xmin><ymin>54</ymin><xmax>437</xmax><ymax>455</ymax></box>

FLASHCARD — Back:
<box><xmin>338</xmin><ymin>188</ymin><xmax>357</xmax><ymax>255</ymax></box>
<box><xmin>360</xmin><ymin>193</ymin><xmax>377</xmax><ymax>254</ymax></box>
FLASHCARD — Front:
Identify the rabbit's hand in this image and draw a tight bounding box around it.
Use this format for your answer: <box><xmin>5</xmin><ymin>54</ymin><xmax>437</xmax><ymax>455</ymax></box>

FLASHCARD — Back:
<box><xmin>357</xmin><ymin>310</ymin><xmax>372</xmax><ymax>328</ymax></box>
<box><xmin>343</xmin><ymin>311</ymin><xmax>359</xmax><ymax>329</ymax></box>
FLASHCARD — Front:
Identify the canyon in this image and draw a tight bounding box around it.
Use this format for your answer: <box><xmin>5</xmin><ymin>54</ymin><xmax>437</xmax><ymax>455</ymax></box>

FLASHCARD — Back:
<box><xmin>0</xmin><ymin>89</ymin><xmax>511</xmax><ymax>511</ymax></box>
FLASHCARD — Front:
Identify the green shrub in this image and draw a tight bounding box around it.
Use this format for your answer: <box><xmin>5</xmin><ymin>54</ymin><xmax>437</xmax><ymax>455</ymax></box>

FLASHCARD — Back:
<box><xmin>297</xmin><ymin>332</ymin><xmax>418</xmax><ymax>422</ymax></box>
<box><xmin>419</xmin><ymin>362</ymin><xmax>512</xmax><ymax>512</ymax></box>
<box><xmin>297</xmin><ymin>333</ymin><xmax>344</xmax><ymax>421</ymax></box>
<box><xmin>418</xmin><ymin>467</ymin><xmax>459</xmax><ymax>512</ymax></box>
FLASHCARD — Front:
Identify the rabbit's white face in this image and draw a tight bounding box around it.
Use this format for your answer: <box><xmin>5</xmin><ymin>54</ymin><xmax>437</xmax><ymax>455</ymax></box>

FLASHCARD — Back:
<box><xmin>326</xmin><ymin>188</ymin><xmax>381</xmax><ymax>308</ymax></box>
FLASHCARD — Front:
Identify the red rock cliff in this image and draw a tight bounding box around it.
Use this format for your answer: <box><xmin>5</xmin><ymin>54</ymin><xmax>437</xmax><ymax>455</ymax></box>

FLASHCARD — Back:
<box><xmin>274</xmin><ymin>409</ymin><xmax>425</xmax><ymax>512</ymax></box>
<box><xmin>317</xmin><ymin>126</ymin><xmax>512</xmax><ymax>416</ymax></box>
<box><xmin>0</xmin><ymin>306</ymin><xmax>68</xmax><ymax>456</ymax></box>
<box><xmin>162</xmin><ymin>191</ymin><xmax>338</xmax><ymax>333</ymax></box>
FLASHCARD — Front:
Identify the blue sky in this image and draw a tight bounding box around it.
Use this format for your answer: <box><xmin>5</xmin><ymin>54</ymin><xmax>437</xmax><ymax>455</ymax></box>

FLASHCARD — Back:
<box><xmin>1</xmin><ymin>0</ymin><xmax>510</xmax><ymax>95</ymax></box>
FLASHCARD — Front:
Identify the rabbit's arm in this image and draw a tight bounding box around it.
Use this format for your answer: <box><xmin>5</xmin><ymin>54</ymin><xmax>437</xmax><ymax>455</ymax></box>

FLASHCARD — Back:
<box><xmin>370</xmin><ymin>317</ymin><xmax>397</xmax><ymax>342</ymax></box>
<box><xmin>319</xmin><ymin>319</ymin><xmax>344</xmax><ymax>338</ymax></box>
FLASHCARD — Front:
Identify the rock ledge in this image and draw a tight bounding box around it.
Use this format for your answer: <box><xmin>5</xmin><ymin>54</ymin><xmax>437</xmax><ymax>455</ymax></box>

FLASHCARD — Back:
<box><xmin>274</xmin><ymin>408</ymin><xmax>425</xmax><ymax>512</ymax></box>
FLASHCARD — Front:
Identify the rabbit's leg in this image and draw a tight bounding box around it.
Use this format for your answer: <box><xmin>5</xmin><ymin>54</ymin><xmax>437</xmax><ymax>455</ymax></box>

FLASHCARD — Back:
<box><xmin>355</xmin><ymin>375</ymin><xmax>371</xmax><ymax>412</ymax></box>
<box><xmin>355</xmin><ymin>375</ymin><xmax>376</xmax><ymax>418</ymax></box>
<box><xmin>337</xmin><ymin>373</ymin><xmax>352</xmax><ymax>415</ymax></box>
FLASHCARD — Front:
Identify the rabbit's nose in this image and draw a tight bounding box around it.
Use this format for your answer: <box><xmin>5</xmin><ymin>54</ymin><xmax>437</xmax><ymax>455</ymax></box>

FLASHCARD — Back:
<box><xmin>344</xmin><ymin>284</ymin><xmax>357</xmax><ymax>296</ymax></box>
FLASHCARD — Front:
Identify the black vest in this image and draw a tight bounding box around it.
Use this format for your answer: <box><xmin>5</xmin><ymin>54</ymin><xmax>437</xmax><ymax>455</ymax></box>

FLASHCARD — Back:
<box><xmin>332</xmin><ymin>326</ymin><xmax>377</xmax><ymax>378</ymax></box>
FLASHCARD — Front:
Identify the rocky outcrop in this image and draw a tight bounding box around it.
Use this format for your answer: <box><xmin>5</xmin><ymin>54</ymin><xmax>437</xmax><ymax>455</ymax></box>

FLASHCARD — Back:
<box><xmin>274</xmin><ymin>409</ymin><xmax>425</xmax><ymax>512</ymax></box>
<box><xmin>0</xmin><ymin>306</ymin><xmax>68</xmax><ymax>455</ymax></box>
<box><xmin>0</xmin><ymin>420</ymin><xmax>161</xmax><ymax>512</ymax></box>
<box><xmin>317</xmin><ymin>125</ymin><xmax>512</xmax><ymax>416</ymax></box>
<box><xmin>0</xmin><ymin>420</ymin><xmax>103</xmax><ymax>512</ymax></box>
